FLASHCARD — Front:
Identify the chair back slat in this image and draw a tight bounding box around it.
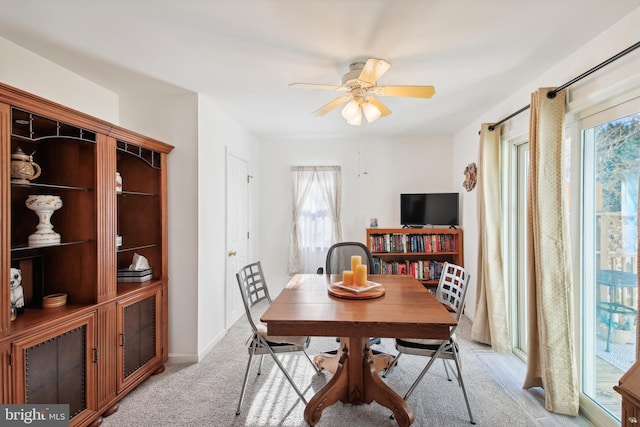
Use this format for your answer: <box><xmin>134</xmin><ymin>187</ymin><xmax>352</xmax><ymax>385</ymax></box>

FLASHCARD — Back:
<box><xmin>326</xmin><ymin>242</ymin><xmax>374</xmax><ymax>274</ymax></box>
<box><xmin>435</xmin><ymin>262</ymin><xmax>471</xmax><ymax>322</ymax></box>
<box><xmin>236</xmin><ymin>262</ymin><xmax>272</xmax><ymax>333</ymax></box>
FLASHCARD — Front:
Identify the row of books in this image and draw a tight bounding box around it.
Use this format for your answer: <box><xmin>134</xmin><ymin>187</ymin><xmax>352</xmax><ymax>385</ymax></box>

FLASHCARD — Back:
<box><xmin>369</xmin><ymin>233</ymin><xmax>456</xmax><ymax>253</ymax></box>
<box><xmin>373</xmin><ymin>258</ymin><xmax>446</xmax><ymax>281</ymax></box>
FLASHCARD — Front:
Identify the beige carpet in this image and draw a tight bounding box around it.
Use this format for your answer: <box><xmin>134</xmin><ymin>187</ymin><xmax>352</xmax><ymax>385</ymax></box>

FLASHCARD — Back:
<box><xmin>102</xmin><ymin>314</ymin><xmax>593</xmax><ymax>427</ymax></box>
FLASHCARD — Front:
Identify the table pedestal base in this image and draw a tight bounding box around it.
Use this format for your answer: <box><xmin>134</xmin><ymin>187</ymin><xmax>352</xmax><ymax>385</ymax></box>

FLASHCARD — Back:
<box><xmin>306</xmin><ymin>337</ymin><xmax>414</xmax><ymax>427</ymax></box>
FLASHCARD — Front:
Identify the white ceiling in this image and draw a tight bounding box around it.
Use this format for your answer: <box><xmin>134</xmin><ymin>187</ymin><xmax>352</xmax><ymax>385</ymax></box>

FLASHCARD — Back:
<box><xmin>0</xmin><ymin>1</ymin><xmax>638</xmax><ymax>139</ymax></box>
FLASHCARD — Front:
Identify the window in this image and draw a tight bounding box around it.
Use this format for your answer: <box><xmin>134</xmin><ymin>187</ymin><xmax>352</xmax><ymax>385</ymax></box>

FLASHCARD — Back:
<box><xmin>580</xmin><ymin>108</ymin><xmax>639</xmax><ymax>422</ymax></box>
<box><xmin>288</xmin><ymin>166</ymin><xmax>342</xmax><ymax>274</ymax></box>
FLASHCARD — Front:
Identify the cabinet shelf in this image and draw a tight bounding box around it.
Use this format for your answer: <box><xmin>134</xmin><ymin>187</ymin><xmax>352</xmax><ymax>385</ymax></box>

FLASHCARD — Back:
<box><xmin>117</xmin><ymin>243</ymin><xmax>159</xmax><ymax>253</ymax></box>
<box><xmin>372</xmin><ymin>251</ymin><xmax>459</xmax><ymax>256</ymax></box>
<box><xmin>1</xmin><ymin>304</ymin><xmax>94</xmax><ymax>339</ymax></box>
<box><xmin>118</xmin><ymin>190</ymin><xmax>159</xmax><ymax>197</ymax></box>
<box><xmin>11</xmin><ymin>239</ymin><xmax>94</xmax><ymax>252</ymax></box>
<box><xmin>12</xmin><ymin>182</ymin><xmax>94</xmax><ymax>192</ymax></box>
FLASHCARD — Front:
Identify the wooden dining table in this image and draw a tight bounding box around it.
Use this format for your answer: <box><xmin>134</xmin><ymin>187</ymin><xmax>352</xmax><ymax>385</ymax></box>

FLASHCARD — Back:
<box><xmin>260</xmin><ymin>273</ymin><xmax>456</xmax><ymax>427</ymax></box>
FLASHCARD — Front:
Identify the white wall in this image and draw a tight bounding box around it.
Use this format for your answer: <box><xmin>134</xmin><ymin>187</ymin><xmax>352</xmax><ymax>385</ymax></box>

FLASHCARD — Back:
<box><xmin>258</xmin><ymin>135</ymin><xmax>455</xmax><ymax>295</ymax></box>
<box><xmin>117</xmin><ymin>88</ymin><xmax>201</xmax><ymax>362</ymax></box>
<box><xmin>196</xmin><ymin>94</ymin><xmax>261</xmax><ymax>360</ymax></box>
<box><xmin>452</xmin><ymin>9</ymin><xmax>640</xmax><ymax>320</ymax></box>
<box><xmin>0</xmin><ymin>37</ymin><xmax>119</xmax><ymax>122</ymax></box>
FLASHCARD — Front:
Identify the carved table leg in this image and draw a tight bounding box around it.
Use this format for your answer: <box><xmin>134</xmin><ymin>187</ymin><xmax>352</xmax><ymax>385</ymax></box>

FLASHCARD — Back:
<box><xmin>304</xmin><ymin>347</ymin><xmax>349</xmax><ymax>426</ymax></box>
<box><xmin>306</xmin><ymin>337</ymin><xmax>413</xmax><ymax>426</ymax></box>
<box><xmin>313</xmin><ymin>339</ymin><xmax>393</xmax><ymax>375</ymax></box>
<box><xmin>313</xmin><ymin>348</ymin><xmax>343</xmax><ymax>373</ymax></box>
<box><xmin>361</xmin><ymin>346</ymin><xmax>415</xmax><ymax>427</ymax></box>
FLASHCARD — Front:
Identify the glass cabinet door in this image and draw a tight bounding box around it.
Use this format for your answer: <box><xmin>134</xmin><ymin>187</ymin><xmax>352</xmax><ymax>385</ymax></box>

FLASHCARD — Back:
<box><xmin>12</xmin><ymin>312</ymin><xmax>98</xmax><ymax>426</ymax></box>
<box><xmin>116</xmin><ymin>285</ymin><xmax>162</xmax><ymax>393</ymax></box>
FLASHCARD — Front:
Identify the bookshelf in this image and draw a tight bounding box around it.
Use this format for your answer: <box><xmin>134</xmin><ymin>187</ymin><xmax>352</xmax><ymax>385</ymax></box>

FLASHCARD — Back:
<box><xmin>366</xmin><ymin>227</ymin><xmax>463</xmax><ymax>288</ymax></box>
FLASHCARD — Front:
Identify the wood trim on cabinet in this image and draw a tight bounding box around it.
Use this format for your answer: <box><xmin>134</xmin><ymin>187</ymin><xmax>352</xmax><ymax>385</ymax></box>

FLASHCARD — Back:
<box><xmin>97</xmin><ymin>135</ymin><xmax>117</xmax><ymax>302</ymax></box>
<box><xmin>0</xmin><ymin>103</ymin><xmax>10</xmax><ymax>332</ymax></box>
<box><xmin>0</xmin><ymin>83</ymin><xmax>113</xmax><ymax>136</ymax></box>
<box><xmin>96</xmin><ymin>303</ymin><xmax>118</xmax><ymax>409</ymax></box>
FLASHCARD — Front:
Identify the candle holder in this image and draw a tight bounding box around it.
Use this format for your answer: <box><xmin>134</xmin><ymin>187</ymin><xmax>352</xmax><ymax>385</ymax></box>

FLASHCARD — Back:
<box><xmin>26</xmin><ymin>195</ymin><xmax>63</xmax><ymax>246</ymax></box>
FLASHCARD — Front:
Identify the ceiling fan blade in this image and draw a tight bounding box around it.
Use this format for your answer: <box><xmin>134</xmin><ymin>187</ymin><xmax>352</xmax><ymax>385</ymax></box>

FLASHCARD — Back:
<box><xmin>358</xmin><ymin>58</ymin><xmax>391</xmax><ymax>84</ymax></box>
<box><xmin>289</xmin><ymin>83</ymin><xmax>344</xmax><ymax>91</ymax></box>
<box><xmin>373</xmin><ymin>85</ymin><xmax>435</xmax><ymax>98</ymax></box>
<box><xmin>312</xmin><ymin>95</ymin><xmax>350</xmax><ymax>116</ymax></box>
<box><xmin>366</xmin><ymin>97</ymin><xmax>392</xmax><ymax>117</ymax></box>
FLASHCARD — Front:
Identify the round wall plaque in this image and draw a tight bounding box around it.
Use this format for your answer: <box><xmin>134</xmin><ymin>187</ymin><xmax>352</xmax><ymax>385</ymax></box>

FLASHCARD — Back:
<box><xmin>463</xmin><ymin>162</ymin><xmax>477</xmax><ymax>191</ymax></box>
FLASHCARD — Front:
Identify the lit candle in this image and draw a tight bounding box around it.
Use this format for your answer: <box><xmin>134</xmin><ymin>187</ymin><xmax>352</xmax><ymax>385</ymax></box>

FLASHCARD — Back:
<box><xmin>343</xmin><ymin>270</ymin><xmax>354</xmax><ymax>287</ymax></box>
<box><xmin>355</xmin><ymin>264</ymin><xmax>367</xmax><ymax>287</ymax></box>
<box><xmin>351</xmin><ymin>255</ymin><xmax>362</xmax><ymax>274</ymax></box>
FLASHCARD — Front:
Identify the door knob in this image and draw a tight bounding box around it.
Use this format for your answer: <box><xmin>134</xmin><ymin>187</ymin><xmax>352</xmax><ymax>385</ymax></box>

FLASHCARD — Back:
<box><xmin>228</xmin><ymin>250</ymin><xmax>237</xmax><ymax>257</ymax></box>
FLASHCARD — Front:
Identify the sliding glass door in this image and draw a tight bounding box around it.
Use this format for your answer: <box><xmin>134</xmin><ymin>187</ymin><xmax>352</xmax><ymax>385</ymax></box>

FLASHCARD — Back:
<box><xmin>511</xmin><ymin>141</ymin><xmax>529</xmax><ymax>358</ymax></box>
<box><xmin>580</xmin><ymin>105</ymin><xmax>639</xmax><ymax>422</ymax></box>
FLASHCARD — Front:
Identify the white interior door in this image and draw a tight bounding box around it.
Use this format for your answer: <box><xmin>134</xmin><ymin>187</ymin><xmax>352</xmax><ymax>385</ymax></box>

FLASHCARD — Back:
<box><xmin>226</xmin><ymin>153</ymin><xmax>248</xmax><ymax>329</ymax></box>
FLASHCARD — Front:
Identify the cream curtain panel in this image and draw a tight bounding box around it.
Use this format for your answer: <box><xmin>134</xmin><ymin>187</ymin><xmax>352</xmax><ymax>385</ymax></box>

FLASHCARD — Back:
<box><xmin>288</xmin><ymin>166</ymin><xmax>342</xmax><ymax>274</ymax></box>
<box><xmin>523</xmin><ymin>88</ymin><xmax>579</xmax><ymax>415</ymax></box>
<box><xmin>471</xmin><ymin>123</ymin><xmax>511</xmax><ymax>353</ymax></box>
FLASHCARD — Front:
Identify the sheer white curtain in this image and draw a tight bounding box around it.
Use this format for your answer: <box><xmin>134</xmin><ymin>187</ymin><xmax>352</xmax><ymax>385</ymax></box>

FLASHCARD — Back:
<box><xmin>288</xmin><ymin>166</ymin><xmax>343</xmax><ymax>274</ymax></box>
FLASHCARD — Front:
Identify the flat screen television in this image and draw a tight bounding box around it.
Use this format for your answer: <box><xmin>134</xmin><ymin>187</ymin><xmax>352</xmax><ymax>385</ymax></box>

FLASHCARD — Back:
<box><xmin>400</xmin><ymin>193</ymin><xmax>459</xmax><ymax>227</ymax></box>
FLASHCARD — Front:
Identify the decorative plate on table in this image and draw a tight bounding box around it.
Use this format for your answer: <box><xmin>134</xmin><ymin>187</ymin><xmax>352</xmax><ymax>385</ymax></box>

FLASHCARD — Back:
<box><xmin>328</xmin><ymin>281</ymin><xmax>385</xmax><ymax>299</ymax></box>
<box><xmin>332</xmin><ymin>280</ymin><xmax>381</xmax><ymax>293</ymax></box>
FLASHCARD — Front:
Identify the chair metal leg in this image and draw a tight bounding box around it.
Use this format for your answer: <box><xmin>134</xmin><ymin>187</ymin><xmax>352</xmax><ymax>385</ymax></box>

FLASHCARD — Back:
<box><xmin>451</xmin><ymin>342</ymin><xmax>475</xmax><ymax>424</ymax></box>
<box><xmin>303</xmin><ymin>350</ymin><xmax>321</xmax><ymax>373</ymax></box>
<box><xmin>236</xmin><ymin>344</ymin><xmax>257</xmax><ymax>415</ymax></box>
<box><xmin>258</xmin><ymin>354</ymin><xmax>264</xmax><ymax>375</ymax></box>
<box><xmin>265</xmin><ymin>345</ymin><xmax>308</xmax><ymax>404</ymax></box>
<box><xmin>403</xmin><ymin>342</ymin><xmax>447</xmax><ymax>401</ymax></box>
<box><xmin>442</xmin><ymin>359</ymin><xmax>452</xmax><ymax>381</ymax></box>
<box><xmin>382</xmin><ymin>352</ymin><xmax>403</xmax><ymax>378</ymax></box>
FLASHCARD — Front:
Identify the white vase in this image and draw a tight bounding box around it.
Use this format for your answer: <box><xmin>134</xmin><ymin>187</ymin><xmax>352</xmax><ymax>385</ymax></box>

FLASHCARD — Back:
<box><xmin>26</xmin><ymin>195</ymin><xmax>63</xmax><ymax>246</ymax></box>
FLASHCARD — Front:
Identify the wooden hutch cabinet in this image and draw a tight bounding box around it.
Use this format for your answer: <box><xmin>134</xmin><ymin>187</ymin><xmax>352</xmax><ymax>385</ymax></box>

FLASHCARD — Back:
<box><xmin>615</xmin><ymin>252</ymin><xmax>640</xmax><ymax>426</ymax></box>
<box><xmin>0</xmin><ymin>82</ymin><xmax>173</xmax><ymax>426</ymax></box>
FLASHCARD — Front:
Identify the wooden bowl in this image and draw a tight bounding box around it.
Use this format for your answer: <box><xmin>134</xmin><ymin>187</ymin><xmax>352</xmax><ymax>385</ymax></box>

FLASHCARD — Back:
<box><xmin>42</xmin><ymin>293</ymin><xmax>67</xmax><ymax>308</ymax></box>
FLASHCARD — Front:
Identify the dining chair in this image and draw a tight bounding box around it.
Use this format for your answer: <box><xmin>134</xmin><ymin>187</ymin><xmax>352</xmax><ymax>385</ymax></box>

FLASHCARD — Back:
<box><xmin>235</xmin><ymin>261</ymin><xmax>319</xmax><ymax>415</ymax></box>
<box><xmin>322</xmin><ymin>241</ymin><xmax>375</xmax><ymax>275</ymax></box>
<box><xmin>383</xmin><ymin>262</ymin><xmax>475</xmax><ymax>424</ymax></box>
<box><xmin>318</xmin><ymin>241</ymin><xmax>382</xmax><ymax>347</ymax></box>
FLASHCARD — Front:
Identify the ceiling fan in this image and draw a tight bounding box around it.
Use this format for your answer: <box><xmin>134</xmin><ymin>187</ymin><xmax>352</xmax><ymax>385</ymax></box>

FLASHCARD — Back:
<box><xmin>289</xmin><ymin>58</ymin><xmax>435</xmax><ymax>126</ymax></box>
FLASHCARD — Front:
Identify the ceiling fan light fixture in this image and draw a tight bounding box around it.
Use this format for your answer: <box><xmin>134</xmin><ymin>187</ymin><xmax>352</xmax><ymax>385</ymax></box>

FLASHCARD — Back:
<box><xmin>341</xmin><ymin>99</ymin><xmax>362</xmax><ymax>125</ymax></box>
<box><xmin>346</xmin><ymin>108</ymin><xmax>362</xmax><ymax>126</ymax></box>
<box><xmin>290</xmin><ymin>57</ymin><xmax>432</xmax><ymax>125</ymax></box>
<box><xmin>362</xmin><ymin>101</ymin><xmax>381</xmax><ymax>123</ymax></box>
